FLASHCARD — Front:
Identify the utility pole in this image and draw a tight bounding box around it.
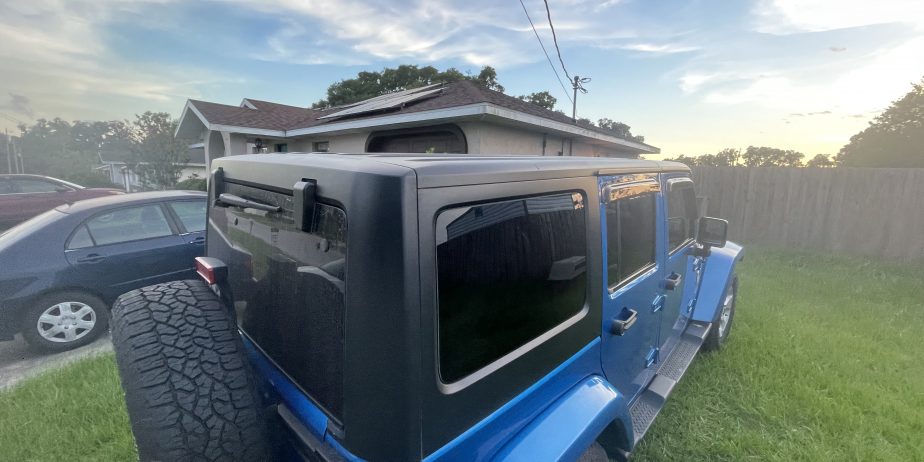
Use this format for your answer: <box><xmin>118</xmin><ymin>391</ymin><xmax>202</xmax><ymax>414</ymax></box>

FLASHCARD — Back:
<box><xmin>5</xmin><ymin>129</ymin><xmax>10</xmax><ymax>174</ymax></box>
<box><xmin>571</xmin><ymin>75</ymin><xmax>591</xmax><ymax>122</ymax></box>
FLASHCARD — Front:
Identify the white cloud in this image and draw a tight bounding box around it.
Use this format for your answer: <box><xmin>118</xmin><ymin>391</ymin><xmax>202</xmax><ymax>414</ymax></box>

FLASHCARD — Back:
<box><xmin>754</xmin><ymin>0</ymin><xmax>924</xmax><ymax>34</ymax></box>
<box><xmin>616</xmin><ymin>43</ymin><xmax>699</xmax><ymax>54</ymax></box>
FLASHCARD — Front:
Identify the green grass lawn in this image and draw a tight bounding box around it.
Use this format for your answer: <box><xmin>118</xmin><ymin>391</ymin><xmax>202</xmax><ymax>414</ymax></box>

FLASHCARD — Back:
<box><xmin>0</xmin><ymin>248</ymin><xmax>921</xmax><ymax>461</ymax></box>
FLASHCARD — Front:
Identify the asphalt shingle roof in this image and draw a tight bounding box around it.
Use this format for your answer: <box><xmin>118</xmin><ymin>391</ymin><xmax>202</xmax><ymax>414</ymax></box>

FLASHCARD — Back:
<box><xmin>187</xmin><ymin>81</ymin><xmax>653</xmax><ymax>149</ymax></box>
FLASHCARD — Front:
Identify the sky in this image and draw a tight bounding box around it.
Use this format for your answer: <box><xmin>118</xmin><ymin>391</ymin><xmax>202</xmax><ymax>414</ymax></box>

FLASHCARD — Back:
<box><xmin>1</xmin><ymin>0</ymin><xmax>923</xmax><ymax>159</ymax></box>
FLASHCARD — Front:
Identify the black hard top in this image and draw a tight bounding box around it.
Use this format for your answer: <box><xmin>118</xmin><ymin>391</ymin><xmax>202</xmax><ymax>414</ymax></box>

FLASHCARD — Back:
<box><xmin>216</xmin><ymin>153</ymin><xmax>689</xmax><ymax>189</ymax></box>
<box><xmin>55</xmin><ymin>190</ymin><xmax>206</xmax><ymax>214</ymax></box>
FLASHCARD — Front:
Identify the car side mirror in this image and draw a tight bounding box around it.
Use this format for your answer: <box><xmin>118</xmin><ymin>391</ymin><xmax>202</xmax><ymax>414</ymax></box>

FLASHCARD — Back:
<box><xmin>55</xmin><ymin>186</ymin><xmax>70</xmax><ymax>193</ymax></box>
<box><xmin>696</xmin><ymin>217</ymin><xmax>728</xmax><ymax>248</ymax></box>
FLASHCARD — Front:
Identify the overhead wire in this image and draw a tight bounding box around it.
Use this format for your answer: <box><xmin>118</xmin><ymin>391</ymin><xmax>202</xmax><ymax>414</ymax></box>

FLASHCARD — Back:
<box><xmin>542</xmin><ymin>0</ymin><xmax>573</xmax><ymax>82</ymax></box>
<box><xmin>517</xmin><ymin>0</ymin><xmax>574</xmax><ymax>105</ymax></box>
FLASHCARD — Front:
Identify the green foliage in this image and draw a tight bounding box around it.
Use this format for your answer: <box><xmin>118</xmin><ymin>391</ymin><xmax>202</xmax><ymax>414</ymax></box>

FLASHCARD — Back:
<box><xmin>126</xmin><ymin>112</ymin><xmax>189</xmax><ymax>190</ymax></box>
<box><xmin>634</xmin><ymin>248</ymin><xmax>924</xmax><ymax>461</ymax></box>
<box><xmin>15</xmin><ymin>119</ymin><xmax>130</xmax><ymax>178</ymax></box>
<box><xmin>0</xmin><ymin>353</ymin><xmax>136</xmax><ymax>460</ymax></box>
<box><xmin>518</xmin><ymin>91</ymin><xmax>558</xmax><ymax>110</ymax></box>
<box><xmin>664</xmin><ymin>154</ymin><xmax>698</xmax><ymax>167</ymax></box>
<box><xmin>596</xmin><ymin>118</ymin><xmax>645</xmax><ymax>143</ymax></box>
<box><xmin>837</xmin><ymin>78</ymin><xmax>924</xmax><ymax>167</ymax></box>
<box><xmin>742</xmin><ymin>146</ymin><xmax>804</xmax><ymax>167</ymax></box>
<box><xmin>174</xmin><ymin>176</ymin><xmax>207</xmax><ymax>191</ymax></box>
<box><xmin>59</xmin><ymin>169</ymin><xmax>122</xmax><ymax>188</ymax></box>
<box><xmin>313</xmin><ymin>64</ymin><xmax>505</xmax><ymax>108</ymax></box>
<box><xmin>805</xmin><ymin>154</ymin><xmax>834</xmax><ymax>168</ymax></box>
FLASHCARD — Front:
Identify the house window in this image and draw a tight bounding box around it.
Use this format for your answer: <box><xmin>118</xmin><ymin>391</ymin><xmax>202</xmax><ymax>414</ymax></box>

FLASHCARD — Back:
<box><xmin>313</xmin><ymin>141</ymin><xmax>330</xmax><ymax>152</ymax></box>
<box><xmin>275</xmin><ymin>143</ymin><xmax>288</xmax><ymax>153</ymax></box>
<box><xmin>366</xmin><ymin>124</ymin><xmax>467</xmax><ymax>153</ymax></box>
<box><xmin>436</xmin><ymin>192</ymin><xmax>587</xmax><ymax>384</ymax></box>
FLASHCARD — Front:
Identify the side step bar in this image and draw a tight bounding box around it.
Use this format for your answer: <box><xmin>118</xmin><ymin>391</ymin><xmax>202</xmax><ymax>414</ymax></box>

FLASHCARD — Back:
<box><xmin>628</xmin><ymin>321</ymin><xmax>711</xmax><ymax>445</ymax></box>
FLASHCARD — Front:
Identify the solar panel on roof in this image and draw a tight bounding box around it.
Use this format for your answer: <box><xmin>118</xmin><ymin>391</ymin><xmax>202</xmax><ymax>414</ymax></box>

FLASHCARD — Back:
<box><xmin>318</xmin><ymin>85</ymin><xmax>443</xmax><ymax>120</ymax></box>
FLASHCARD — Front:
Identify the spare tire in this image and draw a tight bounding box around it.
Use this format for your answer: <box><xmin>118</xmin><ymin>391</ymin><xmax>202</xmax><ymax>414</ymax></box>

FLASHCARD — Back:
<box><xmin>111</xmin><ymin>279</ymin><xmax>269</xmax><ymax>461</ymax></box>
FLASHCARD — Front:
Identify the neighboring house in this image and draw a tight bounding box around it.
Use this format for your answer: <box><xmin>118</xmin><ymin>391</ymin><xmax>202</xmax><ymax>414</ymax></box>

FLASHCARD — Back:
<box><xmin>175</xmin><ymin>81</ymin><xmax>659</xmax><ymax>170</ymax></box>
<box><xmin>97</xmin><ymin>147</ymin><xmax>206</xmax><ymax>192</ymax></box>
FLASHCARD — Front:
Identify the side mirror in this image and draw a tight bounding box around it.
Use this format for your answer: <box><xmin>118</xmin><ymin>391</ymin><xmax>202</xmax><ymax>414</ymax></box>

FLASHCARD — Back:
<box><xmin>696</xmin><ymin>217</ymin><xmax>728</xmax><ymax>248</ymax></box>
<box><xmin>55</xmin><ymin>186</ymin><xmax>70</xmax><ymax>193</ymax></box>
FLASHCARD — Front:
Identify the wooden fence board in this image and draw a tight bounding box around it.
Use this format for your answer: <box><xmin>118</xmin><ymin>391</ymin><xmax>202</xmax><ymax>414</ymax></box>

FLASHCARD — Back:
<box><xmin>692</xmin><ymin>167</ymin><xmax>924</xmax><ymax>260</ymax></box>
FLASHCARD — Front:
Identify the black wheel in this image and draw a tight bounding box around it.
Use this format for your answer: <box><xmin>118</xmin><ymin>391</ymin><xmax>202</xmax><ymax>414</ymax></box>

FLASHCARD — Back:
<box><xmin>111</xmin><ymin>279</ymin><xmax>269</xmax><ymax>462</ymax></box>
<box><xmin>704</xmin><ymin>275</ymin><xmax>737</xmax><ymax>351</ymax></box>
<box><xmin>21</xmin><ymin>291</ymin><xmax>109</xmax><ymax>352</ymax></box>
<box><xmin>577</xmin><ymin>442</ymin><xmax>610</xmax><ymax>462</ymax></box>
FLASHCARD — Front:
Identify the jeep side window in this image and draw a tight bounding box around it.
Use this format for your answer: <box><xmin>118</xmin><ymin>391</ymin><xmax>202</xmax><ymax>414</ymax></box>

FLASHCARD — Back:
<box><xmin>666</xmin><ymin>179</ymin><xmax>698</xmax><ymax>252</ymax></box>
<box><xmin>606</xmin><ymin>193</ymin><xmax>657</xmax><ymax>288</ymax></box>
<box><xmin>436</xmin><ymin>192</ymin><xmax>587</xmax><ymax>384</ymax></box>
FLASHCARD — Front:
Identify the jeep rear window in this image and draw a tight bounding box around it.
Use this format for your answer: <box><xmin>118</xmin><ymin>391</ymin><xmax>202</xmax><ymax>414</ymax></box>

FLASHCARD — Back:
<box><xmin>436</xmin><ymin>192</ymin><xmax>587</xmax><ymax>384</ymax></box>
<box><xmin>209</xmin><ymin>182</ymin><xmax>346</xmax><ymax>420</ymax></box>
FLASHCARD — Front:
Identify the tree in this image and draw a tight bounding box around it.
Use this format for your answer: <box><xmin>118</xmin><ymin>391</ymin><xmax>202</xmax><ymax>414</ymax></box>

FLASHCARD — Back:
<box><xmin>518</xmin><ymin>91</ymin><xmax>557</xmax><ymax>110</ymax></box>
<box><xmin>836</xmin><ymin>77</ymin><xmax>924</xmax><ymax>167</ymax></box>
<box><xmin>806</xmin><ymin>154</ymin><xmax>834</xmax><ymax>168</ymax></box>
<box><xmin>16</xmin><ymin>118</ymin><xmax>131</xmax><ymax>182</ymax></box>
<box><xmin>697</xmin><ymin>148</ymin><xmax>741</xmax><ymax>166</ymax></box>
<box><xmin>664</xmin><ymin>154</ymin><xmax>698</xmax><ymax>167</ymax></box>
<box><xmin>126</xmin><ymin>112</ymin><xmax>189</xmax><ymax>190</ymax></box>
<box><xmin>596</xmin><ymin>118</ymin><xmax>645</xmax><ymax>143</ymax></box>
<box><xmin>742</xmin><ymin>146</ymin><xmax>804</xmax><ymax>167</ymax></box>
<box><xmin>313</xmin><ymin>65</ymin><xmax>504</xmax><ymax>108</ymax></box>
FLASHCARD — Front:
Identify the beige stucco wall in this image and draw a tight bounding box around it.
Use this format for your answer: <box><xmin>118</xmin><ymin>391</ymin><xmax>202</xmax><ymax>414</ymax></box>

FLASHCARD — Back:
<box><xmin>458</xmin><ymin>121</ymin><xmax>568</xmax><ymax>156</ymax></box>
<box><xmin>291</xmin><ymin>132</ymin><xmax>367</xmax><ymax>153</ymax></box>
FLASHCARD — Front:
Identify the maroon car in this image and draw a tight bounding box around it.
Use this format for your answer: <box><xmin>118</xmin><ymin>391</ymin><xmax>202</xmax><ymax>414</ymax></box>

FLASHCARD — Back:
<box><xmin>0</xmin><ymin>175</ymin><xmax>123</xmax><ymax>229</ymax></box>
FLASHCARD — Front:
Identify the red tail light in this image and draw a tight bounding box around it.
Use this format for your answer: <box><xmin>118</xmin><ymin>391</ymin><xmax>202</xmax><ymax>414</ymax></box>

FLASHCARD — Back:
<box><xmin>195</xmin><ymin>257</ymin><xmax>228</xmax><ymax>285</ymax></box>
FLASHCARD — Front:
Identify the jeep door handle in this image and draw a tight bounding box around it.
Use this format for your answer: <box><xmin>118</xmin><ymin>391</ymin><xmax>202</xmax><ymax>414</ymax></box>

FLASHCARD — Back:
<box><xmin>75</xmin><ymin>254</ymin><xmax>107</xmax><ymax>264</ymax></box>
<box><xmin>664</xmin><ymin>272</ymin><xmax>682</xmax><ymax>291</ymax></box>
<box><xmin>189</xmin><ymin>236</ymin><xmax>206</xmax><ymax>245</ymax></box>
<box><xmin>610</xmin><ymin>308</ymin><xmax>638</xmax><ymax>336</ymax></box>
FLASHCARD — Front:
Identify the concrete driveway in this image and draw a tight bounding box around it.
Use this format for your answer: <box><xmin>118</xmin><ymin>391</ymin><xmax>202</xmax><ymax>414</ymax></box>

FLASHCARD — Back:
<box><xmin>0</xmin><ymin>333</ymin><xmax>112</xmax><ymax>389</ymax></box>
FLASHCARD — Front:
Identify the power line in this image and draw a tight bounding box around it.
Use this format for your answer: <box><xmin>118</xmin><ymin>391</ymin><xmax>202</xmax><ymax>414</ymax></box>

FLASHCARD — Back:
<box><xmin>543</xmin><ymin>0</ymin><xmax>571</xmax><ymax>82</ymax></box>
<box><xmin>517</xmin><ymin>0</ymin><xmax>573</xmax><ymax>105</ymax></box>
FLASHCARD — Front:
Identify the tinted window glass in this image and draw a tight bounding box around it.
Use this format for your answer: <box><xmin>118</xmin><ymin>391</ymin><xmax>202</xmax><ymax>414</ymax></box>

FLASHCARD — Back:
<box><xmin>85</xmin><ymin>205</ymin><xmax>173</xmax><ymax>245</ymax></box>
<box><xmin>14</xmin><ymin>178</ymin><xmax>59</xmax><ymax>193</ymax></box>
<box><xmin>606</xmin><ymin>193</ymin><xmax>657</xmax><ymax>287</ymax></box>
<box><xmin>437</xmin><ymin>193</ymin><xmax>587</xmax><ymax>384</ymax></box>
<box><xmin>0</xmin><ymin>179</ymin><xmax>12</xmax><ymax>194</ymax></box>
<box><xmin>67</xmin><ymin>225</ymin><xmax>94</xmax><ymax>249</ymax></box>
<box><xmin>211</xmin><ymin>182</ymin><xmax>347</xmax><ymax>419</ymax></box>
<box><xmin>667</xmin><ymin>181</ymin><xmax>697</xmax><ymax>251</ymax></box>
<box><xmin>169</xmin><ymin>200</ymin><xmax>206</xmax><ymax>232</ymax></box>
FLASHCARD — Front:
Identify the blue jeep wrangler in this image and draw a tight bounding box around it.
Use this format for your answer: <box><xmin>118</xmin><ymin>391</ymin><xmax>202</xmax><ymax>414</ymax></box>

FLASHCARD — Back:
<box><xmin>110</xmin><ymin>154</ymin><xmax>742</xmax><ymax>461</ymax></box>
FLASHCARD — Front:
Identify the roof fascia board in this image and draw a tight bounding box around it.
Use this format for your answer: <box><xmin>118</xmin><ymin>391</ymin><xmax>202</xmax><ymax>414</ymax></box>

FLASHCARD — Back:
<box><xmin>209</xmin><ymin>124</ymin><xmax>287</xmax><ymax>137</ymax></box>
<box><xmin>482</xmin><ymin>103</ymin><xmax>659</xmax><ymax>153</ymax></box>
<box><xmin>240</xmin><ymin>99</ymin><xmax>258</xmax><ymax>109</ymax></box>
<box><xmin>175</xmin><ymin>100</ymin><xmax>211</xmax><ymax>138</ymax></box>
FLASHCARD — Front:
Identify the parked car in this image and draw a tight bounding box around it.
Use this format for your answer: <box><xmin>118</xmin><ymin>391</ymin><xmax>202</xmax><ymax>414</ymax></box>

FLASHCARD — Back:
<box><xmin>0</xmin><ymin>190</ymin><xmax>206</xmax><ymax>352</ymax></box>
<box><xmin>110</xmin><ymin>154</ymin><xmax>743</xmax><ymax>461</ymax></box>
<box><xmin>0</xmin><ymin>174</ymin><xmax>123</xmax><ymax>230</ymax></box>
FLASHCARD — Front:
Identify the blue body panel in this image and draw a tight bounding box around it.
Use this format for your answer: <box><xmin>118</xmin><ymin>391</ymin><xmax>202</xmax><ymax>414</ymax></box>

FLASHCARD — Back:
<box><xmin>423</xmin><ymin>339</ymin><xmax>622</xmax><ymax>462</ymax></box>
<box><xmin>493</xmin><ymin>375</ymin><xmax>626</xmax><ymax>462</ymax></box>
<box><xmin>691</xmin><ymin>242</ymin><xmax>744</xmax><ymax>323</ymax></box>
<box><xmin>242</xmin><ymin>336</ymin><xmax>363</xmax><ymax>462</ymax></box>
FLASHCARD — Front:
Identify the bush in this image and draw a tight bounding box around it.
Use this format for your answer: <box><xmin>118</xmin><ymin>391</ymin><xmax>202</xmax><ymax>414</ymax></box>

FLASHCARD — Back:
<box><xmin>174</xmin><ymin>177</ymin><xmax>206</xmax><ymax>191</ymax></box>
<box><xmin>59</xmin><ymin>170</ymin><xmax>122</xmax><ymax>189</ymax></box>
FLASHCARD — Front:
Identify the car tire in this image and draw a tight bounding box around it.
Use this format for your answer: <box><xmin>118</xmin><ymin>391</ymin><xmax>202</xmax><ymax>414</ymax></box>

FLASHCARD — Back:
<box><xmin>577</xmin><ymin>442</ymin><xmax>610</xmax><ymax>462</ymax></box>
<box><xmin>21</xmin><ymin>291</ymin><xmax>109</xmax><ymax>353</ymax></box>
<box><xmin>704</xmin><ymin>275</ymin><xmax>737</xmax><ymax>351</ymax></box>
<box><xmin>111</xmin><ymin>279</ymin><xmax>269</xmax><ymax>462</ymax></box>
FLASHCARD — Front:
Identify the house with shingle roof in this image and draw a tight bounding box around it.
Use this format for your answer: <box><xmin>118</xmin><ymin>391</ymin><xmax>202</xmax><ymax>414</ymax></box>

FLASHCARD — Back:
<box><xmin>175</xmin><ymin>80</ymin><xmax>659</xmax><ymax>168</ymax></box>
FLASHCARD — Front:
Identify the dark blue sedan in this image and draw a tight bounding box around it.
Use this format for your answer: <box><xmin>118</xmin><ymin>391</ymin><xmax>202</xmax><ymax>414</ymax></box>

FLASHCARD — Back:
<box><xmin>0</xmin><ymin>190</ymin><xmax>206</xmax><ymax>352</ymax></box>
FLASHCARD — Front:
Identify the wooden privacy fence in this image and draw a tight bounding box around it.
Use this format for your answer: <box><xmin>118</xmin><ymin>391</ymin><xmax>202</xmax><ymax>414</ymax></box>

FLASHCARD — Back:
<box><xmin>691</xmin><ymin>167</ymin><xmax>924</xmax><ymax>260</ymax></box>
